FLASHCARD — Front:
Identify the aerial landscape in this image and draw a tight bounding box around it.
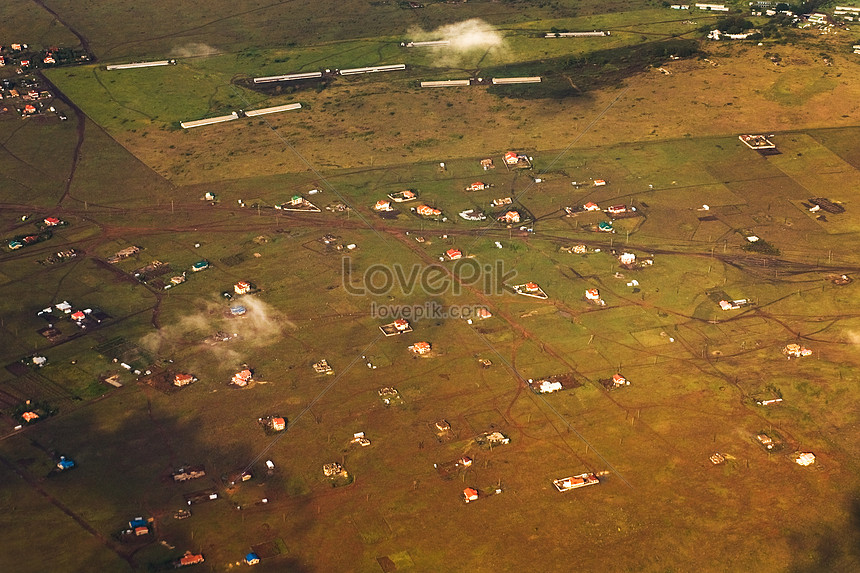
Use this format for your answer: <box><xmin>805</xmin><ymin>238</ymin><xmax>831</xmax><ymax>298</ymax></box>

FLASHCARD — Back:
<box><xmin>2</xmin><ymin>0</ymin><xmax>860</xmax><ymax>571</ymax></box>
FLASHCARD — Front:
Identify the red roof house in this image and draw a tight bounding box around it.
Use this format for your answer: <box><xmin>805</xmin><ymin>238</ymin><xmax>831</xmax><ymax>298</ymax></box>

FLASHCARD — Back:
<box><xmin>234</xmin><ymin>281</ymin><xmax>252</xmax><ymax>295</ymax></box>
<box><xmin>44</xmin><ymin>217</ymin><xmax>61</xmax><ymax>226</ymax></box>
<box><xmin>71</xmin><ymin>310</ymin><xmax>86</xmax><ymax>321</ymax></box>
<box><xmin>463</xmin><ymin>487</ymin><xmax>479</xmax><ymax>502</ymax></box>
<box><xmin>179</xmin><ymin>552</ymin><xmax>205</xmax><ymax>566</ymax></box>
<box><xmin>271</xmin><ymin>417</ymin><xmax>286</xmax><ymax>431</ymax></box>
<box><xmin>445</xmin><ymin>248</ymin><xmax>462</xmax><ymax>260</ymax></box>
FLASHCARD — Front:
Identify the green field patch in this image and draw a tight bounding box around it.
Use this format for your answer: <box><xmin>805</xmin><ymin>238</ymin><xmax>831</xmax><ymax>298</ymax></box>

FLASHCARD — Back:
<box><xmin>349</xmin><ymin>510</ymin><xmax>391</xmax><ymax>545</ymax></box>
<box><xmin>764</xmin><ymin>70</ymin><xmax>837</xmax><ymax>107</ymax></box>
<box><xmin>630</xmin><ymin>326</ymin><xmax>676</xmax><ymax>348</ymax></box>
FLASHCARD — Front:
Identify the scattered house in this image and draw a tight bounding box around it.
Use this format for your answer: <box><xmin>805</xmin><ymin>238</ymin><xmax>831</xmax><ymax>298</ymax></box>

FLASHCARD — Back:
<box><xmin>173</xmin><ymin>466</ymin><xmax>206</xmax><ymax>482</ymax></box>
<box><xmin>710</xmin><ymin>453</ymin><xmax>726</xmax><ymax>465</ymax></box>
<box><xmin>553</xmin><ymin>472</ymin><xmax>599</xmax><ymax>492</ymax></box>
<box><xmin>503</xmin><ymin>151</ymin><xmax>531</xmax><ymax>168</ymax></box>
<box><xmin>513</xmin><ymin>282</ymin><xmax>548</xmax><ymax>299</ymax></box>
<box><xmin>232</xmin><ymin>369</ymin><xmax>253</xmax><ymax>387</ymax></box>
<box><xmin>619</xmin><ymin>252</ymin><xmax>636</xmax><ymax>266</ymax></box>
<box><xmin>128</xmin><ymin>517</ymin><xmax>151</xmax><ymax>536</ymax></box>
<box><xmin>71</xmin><ymin>310</ymin><xmax>86</xmax><ymax>322</ymax></box>
<box><xmin>374</xmin><ymin>199</ymin><xmax>393</xmax><ymax>211</ymax></box>
<box><xmin>274</xmin><ymin>195</ymin><xmax>321</xmax><ymax>212</ymax></box>
<box><xmin>435</xmin><ymin>420</ymin><xmax>451</xmax><ymax>433</ymax></box>
<box><xmin>234</xmin><ymin>281</ymin><xmax>252</xmax><ymax>295</ymax></box>
<box><xmin>351</xmin><ymin>431</ymin><xmax>371</xmax><ymax>447</ymax></box>
<box><xmin>378</xmin><ymin>387</ymin><xmax>401</xmax><ymax>405</ymax></box>
<box><xmin>323</xmin><ymin>462</ymin><xmax>347</xmax><ymax>478</ymax></box>
<box><xmin>593</xmin><ymin>179</ymin><xmax>607</xmax><ymax>187</ymax></box>
<box><xmin>409</xmin><ymin>341</ymin><xmax>432</xmax><ymax>355</ymax></box>
<box><xmin>313</xmin><ymin>359</ymin><xmax>334</xmax><ymax>374</ymax></box>
<box><xmin>795</xmin><ymin>452</ymin><xmax>816</xmax><ymax>466</ymax></box>
<box><xmin>23</xmin><ymin>104</ymin><xmax>36</xmax><ymax>115</ymax></box>
<box><xmin>380</xmin><ymin>318</ymin><xmax>413</xmax><ymax>336</ymax></box>
<box><xmin>416</xmin><ymin>204</ymin><xmax>442</xmax><ymax>217</ymax></box>
<box><xmin>230</xmin><ymin>305</ymin><xmax>246</xmax><ymax>316</ymax></box>
<box><xmin>585</xmin><ymin>288</ymin><xmax>605</xmax><ymax>306</ymax></box>
<box><xmin>610</xmin><ymin>373</ymin><xmax>629</xmax><ymax>388</ymax></box>
<box><xmin>467</xmin><ymin>181</ymin><xmax>487</xmax><ymax>191</ymax></box>
<box><xmin>459</xmin><ymin>209</ymin><xmax>487</xmax><ymax>221</ymax></box>
<box><xmin>173</xmin><ymin>373</ymin><xmax>197</xmax><ymax>387</ymax></box>
<box><xmin>476</xmin><ymin>308</ymin><xmax>493</xmax><ymax>320</ymax></box>
<box><xmin>606</xmin><ymin>204</ymin><xmax>628</xmax><ymax>215</ymax></box>
<box><xmin>445</xmin><ymin>248</ymin><xmax>462</xmax><ymax>261</ymax></box>
<box><xmin>167</xmin><ymin>274</ymin><xmax>187</xmax><ymax>288</ymax></box>
<box><xmin>739</xmin><ymin>134</ymin><xmax>775</xmax><ymax>150</ymax></box>
<box><xmin>583</xmin><ymin>202</ymin><xmax>600</xmax><ymax>211</ymax></box>
<box><xmin>500</xmin><ymin>210</ymin><xmax>521</xmax><ymax>224</ymax></box>
<box><xmin>388</xmin><ymin>190</ymin><xmax>418</xmax><ymax>202</ymax></box>
<box><xmin>597</xmin><ymin>221</ymin><xmax>614</xmax><ymax>232</ymax></box>
<box><xmin>756</xmin><ymin>433</ymin><xmax>775</xmax><ymax>450</ymax></box>
<box><xmin>719</xmin><ymin>299</ymin><xmax>750</xmax><ymax>311</ymax></box>
<box><xmin>191</xmin><ymin>260</ymin><xmax>209</xmax><ymax>272</ymax></box>
<box><xmin>179</xmin><ymin>552</ymin><xmax>205</xmax><ymax>566</ymax></box>
<box><xmin>477</xmin><ymin>431</ymin><xmax>510</xmax><ymax>448</ymax></box>
<box><xmin>245</xmin><ymin>553</ymin><xmax>261</xmax><ymax>566</ymax></box>
<box><xmin>480</xmin><ymin>158</ymin><xmax>495</xmax><ymax>170</ymax></box>
<box><xmin>43</xmin><ymin>216</ymin><xmax>61</xmax><ymax>226</ymax></box>
<box><xmin>21</xmin><ymin>411</ymin><xmax>39</xmax><ymax>422</ymax></box>
<box><xmin>783</xmin><ymin>343</ymin><xmax>812</xmax><ymax>358</ymax></box>
<box><xmin>536</xmin><ymin>379</ymin><xmax>563</xmax><ymax>393</ymax></box>
<box><xmin>491</xmin><ymin>197</ymin><xmax>513</xmax><ymax>207</ymax></box>
<box><xmin>463</xmin><ymin>487</ymin><xmax>479</xmax><ymax>503</ymax></box>
<box><xmin>271</xmin><ymin>417</ymin><xmax>286</xmax><ymax>432</ymax></box>
<box><xmin>56</xmin><ymin>456</ymin><xmax>76</xmax><ymax>471</ymax></box>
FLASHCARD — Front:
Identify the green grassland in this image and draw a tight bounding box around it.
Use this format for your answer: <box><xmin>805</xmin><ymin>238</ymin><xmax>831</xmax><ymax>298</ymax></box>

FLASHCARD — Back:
<box><xmin>3</xmin><ymin>1</ymin><xmax>860</xmax><ymax>572</ymax></box>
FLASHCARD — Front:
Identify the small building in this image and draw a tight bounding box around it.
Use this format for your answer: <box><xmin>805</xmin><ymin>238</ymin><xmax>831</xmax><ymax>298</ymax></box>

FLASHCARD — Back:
<box><xmin>128</xmin><ymin>517</ymin><xmax>150</xmax><ymax>536</ymax></box>
<box><xmin>21</xmin><ymin>411</ymin><xmax>40</xmax><ymax>422</ymax></box>
<box><xmin>232</xmin><ymin>369</ymin><xmax>253</xmax><ymax>387</ymax></box>
<box><xmin>57</xmin><ymin>456</ymin><xmax>76</xmax><ymax>471</ymax></box>
<box><xmin>179</xmin><ymin>552</ymin><xmax>204</xmax><ymax>566</ymax></box>
<box><xmin>585</xmin><ymin>288</ymin><xmax>601</xmax><ymax>301</ymax></box>
<box><xmin>583</xmin><ymin>202</ymin><xmax>600</xmax><ymax>211</ymax></box>
<box><xmin>553</xmin><ymin>472</ymin><xmax>599</xmax><ymax>492</ymax></box>
<box><xmin>71</xmin><ymin>310</ymin><xmax>86</xmax><ymax>322</ymax></box>
<box><xmin>173</xmin><ymin>373</ymin><xmax>196</xmax><ymax>387</ymax></box>
<box><xmin>230</xmin><ymin>305</ymin><xmax>246</xmax><ymax>316</ymax></box>
<box><xmin>323</xmin><ymin>462</ymin><xmax>346</xmax><ymax>477</ymax></box>
<box><xmin>607</xmin><ymin>204</ymin><xmax>627</xmax><ymax>215</ymax></box>
<box><xmin>619</xmin><ymin>252</ymin><xmax>636</xmax><ymax>265</ymax></box>
<box><xmin>598</xmin><ymin>221</ymin><xmax>614</xmax><ymax>232</ymax></box>
<box><xmin>538</xmin><ymin>380</ymin><xmax>563</xmax><ymax>393</ymax></box>
<box><xmin>245</xmin><ymin>553</ymin><xmax>260</xmax><ymax>566</ymax></box>
<box><xmin>757</xmin><ymin>433</ymin><xmax>774</xmax><ymax>450</ymax></box>
<box><xmin>416</xmin><ymin>204</ymin><xmax>442</xmax><ymax>217</ymax></box>
<box><xmin>503</xmin><ymin>151</ymin><xmax>519</xmax><ymax>165</ymax></box>
<box><xmin>445</xmin><ymin>248</ymin><xmax>462</xmax><ymax>260</ymax></box>
<box><xmin>394</xmin><ymin>318</ymin><xmax>410</xmax><ymax>331</ymax></box>
<box><xmin>43</xmin><ymin>217</ymin><xmax>61</xmax><ymax>226</ymax></box>
<box><xmin>410</xmin><ymin>341</ymin><xmax>432</xmax><ymax>355</ymax></box>
<box><xmin>467</xmin><ymin>181</ymin><xmax>487</xmax><ymax>191</ymax></box>
<box><xmin>710</xmin><ymin>453</ymin><xmax>725</xmax><ymax>465</ymax></box>
<box><xmin>459</xmin><ymin>209</ymin><xmax>487</xmax><ymax>221</ymax></box>
<box><xmin>234</xmin><ymin>281</ymin><xmax>252</xmax><ymax>295</ymax></box>
<box><xmin>480</xmin><ymin>158</ymin><xmax>494</xmax><ymax>170</ymax></box>
<box><xmin>389</xmin><ymin>189</ymin><xmax>418</xmax><ymax>202</ymax></box>
<box><xmin>313</xmin><ymin>359</ymin><xmax>333</xmax><ymax>374</ymax></box>
<box><xmin>351</xmin><ymin>431</ymin><xmax>371</xmax><ymax>447</ymax></box>
<box><xmin>271</xmin><ymin>417</ymin><xmax>286</xmax><ymax>432</ymax></box>
<box><xmin>435</xmin><ymin>420</ymin><xmax>451</xmax><ymax>432</ymax></box>
<box><xmin>173</xmin><ymin>466</ymin><xmax>206</xmax><ymax>482</ymax></box>
<box><xmin>500</xmin><ymin>210</ymin><xmax>521</xmax><ymax>224</ymax></box>
<box><xmin>611</xmin><ymin>373</ymin><xmax>629</xmax><ymax>388</ymax></box>
<box><xmin>191</xmin><ymin>260</ymin><xmax>209</xmax><ymax>272</ymax></box>
<box><xmin>593</xmin><ymin>179</ymin><xmax>607</xmax><ymax>186</ymax></box>
<box><xmin>374</xmin><ymin>199</ymin><xmax>393</xmax><ymax>211</ymax></box>
<box><xmin>783</xmin><ymin>343</ymin><xmax>812</xmax><ymax>358</ymax></box>
<box><xmin>796</xmin><ymin>452</ymin><xmax>816</xmax><ymax>466</ymax></box>
<box><xmin>463</xmin><ymin>487</ymin><xmax>479</xmax><ymax>502</ymax></box>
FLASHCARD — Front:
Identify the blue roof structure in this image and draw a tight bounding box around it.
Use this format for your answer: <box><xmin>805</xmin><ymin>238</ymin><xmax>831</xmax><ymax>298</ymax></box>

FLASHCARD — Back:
<box><xmin>57</xmin><ymin>457</ymin><xmax>75</xmax><ymax>470</ymax></box>
<box><xmin>244</xmin><ymin>552</ymin><xmax>260</xmax><ymax>565</ymax></box>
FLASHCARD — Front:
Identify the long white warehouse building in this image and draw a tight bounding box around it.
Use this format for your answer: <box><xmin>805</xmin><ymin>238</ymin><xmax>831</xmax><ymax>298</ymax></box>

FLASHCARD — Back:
<box><xmin>492</xmin><ymin>77</ymin><xmax>542</xmax><ymax>85</ymax></box>
<box><xmin>244</xmin><ymin>103</ymin><xmax>302</xmax><ymax>117</ymax></box>
<box><xmin>106</xmin><ymin>60</ymin><xmax>175</xmax><ymax>70</ymax></box>
<box><xmin>253</xmin><ymin>72</ymin><xmax>323</xmax><ymax>84</ymax></box>
<box><xmin>339</xmin><ymin>64</ymin><xmax>406</xmax><ymax>76</ymax></box>
<box><xmin>180</xmin><ymin>112</ymin><xmax>239</xmax><ymax>129</ymax></box>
